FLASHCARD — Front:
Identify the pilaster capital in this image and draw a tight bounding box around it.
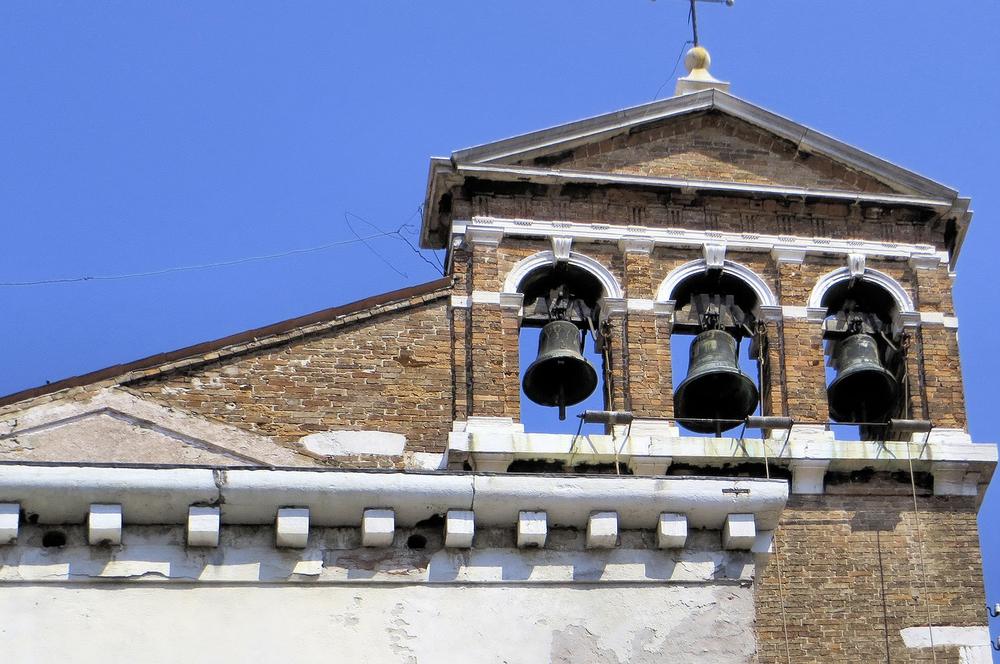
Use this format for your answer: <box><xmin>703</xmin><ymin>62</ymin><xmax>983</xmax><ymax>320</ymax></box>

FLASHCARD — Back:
<box><xmin>619</xmin><ymin>237</ymin><xmax>655</xmax><ymax>255</ymax></box>
<box><xmin>464</xmin><ymin>225</ymin><xmax>504</xmax><ymax>247</ymax></box>
<box><xmin>771</xmin><ymin>246</ymin><xmax>807</xmax><ymax>265</ymax></box>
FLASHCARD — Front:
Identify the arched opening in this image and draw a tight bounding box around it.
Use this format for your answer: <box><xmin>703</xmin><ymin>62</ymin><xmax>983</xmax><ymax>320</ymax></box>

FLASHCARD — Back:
<box><xmin>819</xmin><ymin>273</ymin><xmax>908</xmax><ymax>440</ymax></box>
<box><xmin>515</xmin><ymin>259</ymin><xmax>611</xmax><ymax>435</ymax></box>
<box><xmin>665</xmin><ymin>263</ymin><xmax>771</xmax><ymax>438</ymax></box>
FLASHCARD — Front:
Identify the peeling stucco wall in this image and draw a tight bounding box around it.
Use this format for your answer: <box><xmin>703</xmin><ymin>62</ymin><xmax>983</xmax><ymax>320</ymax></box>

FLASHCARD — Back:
<box><xmin>0</xmin><ymin>583</ymin><xmax>755</xmax><ymax>664</ymax></box>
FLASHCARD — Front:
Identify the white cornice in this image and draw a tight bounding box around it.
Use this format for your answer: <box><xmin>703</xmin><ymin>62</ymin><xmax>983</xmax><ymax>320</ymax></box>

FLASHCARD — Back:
<box><xmin>452</xmin><ymin>217</ymin><xmax>947</xmax><ymax>266</ymax></box>
<box><xmin>0</xmin><ymin>464</ymin><xmax>788</xmax><ymax>532</ymax></box>
<box><xmin>451</xmin><ymin>163</ymin><xmax>953</xmax><ymax>210</ymax></box>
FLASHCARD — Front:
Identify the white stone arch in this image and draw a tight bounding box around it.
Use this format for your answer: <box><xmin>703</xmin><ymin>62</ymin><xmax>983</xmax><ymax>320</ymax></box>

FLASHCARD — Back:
<box><xmin>808</xmin><ymin>267</ymin><xmax>915</xmax><ymax>314</ymax></box>
<box><xmin>656</xmin><ymin>259</ymin><xmax>778</xmax><ymax>309</ymax></box>
<box><xmin>503</xmin><ymin>250</ymin><xmax>624</xmax><ymax>299</ymax></box>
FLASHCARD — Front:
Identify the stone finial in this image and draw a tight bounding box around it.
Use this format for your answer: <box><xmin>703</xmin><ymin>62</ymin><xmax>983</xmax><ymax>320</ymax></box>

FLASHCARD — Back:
<box><xmin>675</xmin><ymin>45</ymin><xmax>731</xmax><ymax>96</ymax></box>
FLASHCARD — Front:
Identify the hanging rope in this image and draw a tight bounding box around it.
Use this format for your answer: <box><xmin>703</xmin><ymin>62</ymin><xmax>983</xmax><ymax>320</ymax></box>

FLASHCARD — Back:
<box><xmin>772</xmin><ymin>531</ymin><xmax>794</xmax><ymax>664</ymax></box>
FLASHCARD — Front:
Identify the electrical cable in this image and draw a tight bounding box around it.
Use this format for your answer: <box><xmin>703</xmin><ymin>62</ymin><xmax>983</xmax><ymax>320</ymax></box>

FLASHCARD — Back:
<box><xmin>0</xmin><ymin>230</ymin><xmax>404</xmax><ymax>287</ymax></box>
<box><xmin>651</xmin><ymin>38</ymin><xmax>694</xmax><ymax>101</ymax></box>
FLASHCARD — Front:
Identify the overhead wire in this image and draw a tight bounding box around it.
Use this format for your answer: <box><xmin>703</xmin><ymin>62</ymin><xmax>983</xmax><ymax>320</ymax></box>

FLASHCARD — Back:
<box><xmin>344</xmin><ymin>212</ymin><xmax>409</xmax><ymax>278</ymax></box>
<box><xmin>1</xmin><ymin>204</ymin><xmax>446</xmax><ymax>287</ymax></box>
<box><xmin>651</xmin><ymin>38</ymin><xmax>694</xmax><ymax>101</ymax></box>
<box><xmin>0</xmin><ymin>230</ymin><xmax>402</xmax><ymax>287</ymax></box>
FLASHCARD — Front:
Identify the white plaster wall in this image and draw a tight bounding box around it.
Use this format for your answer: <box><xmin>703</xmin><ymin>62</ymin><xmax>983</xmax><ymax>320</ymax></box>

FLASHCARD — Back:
<box><xmin>0</xmin><ymin>583</ymin><xmax>755</xmax><ymax>664</ymax></box>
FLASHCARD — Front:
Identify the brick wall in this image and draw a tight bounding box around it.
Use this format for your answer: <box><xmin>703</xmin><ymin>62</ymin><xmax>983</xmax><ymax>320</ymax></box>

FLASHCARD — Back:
<box><xmin>532</xmin><ymin>111</ymin><xmax>894</xmax><ymax>194</ymax></box>
<box><xmin>129</xmin><ymin>299</ymin><xmax>454</xmax><ymax>454</ymax></box>
<box><xmin>756</xmin><ymin>491</ymin><xmax>987</xmax><ymax>663</ymax></box>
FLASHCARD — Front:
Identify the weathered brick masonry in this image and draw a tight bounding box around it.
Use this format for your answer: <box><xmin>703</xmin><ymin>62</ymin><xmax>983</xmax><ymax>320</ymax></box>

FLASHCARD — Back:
<box><xmin>128</xmin><ymin>298</ymin><xmax>454</xmax><ymax>455</ymax></box>
<box><xmin>756</xmin><ymin>491</ymin><xmax>985</xmax><ymax>663</ymax></box>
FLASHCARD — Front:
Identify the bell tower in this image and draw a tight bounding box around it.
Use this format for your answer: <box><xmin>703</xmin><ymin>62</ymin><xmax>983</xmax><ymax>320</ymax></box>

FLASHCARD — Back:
<box><xmin>426</xmin><ymin>56</ymin><xmax>973</xmax><ymax>446</ymax></box>
<box><xmin>423</xmin><ymin>47</ymin><xmax>994</xmax><ymax>660</ymax></box>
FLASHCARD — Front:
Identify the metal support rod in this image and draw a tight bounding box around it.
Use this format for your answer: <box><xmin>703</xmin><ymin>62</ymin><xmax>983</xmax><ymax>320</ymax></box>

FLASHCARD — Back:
<box><xmin>580</xmin><ymin>410</ymin><xmax>635</xmax><ymax>426</ymax></box>
<box><xmin>745</xmin><ymin>416</ymin><xmax>794</xmax><ymax>430</ymax></box>
<box><xmin>689</xmin><ymin>0</ymin><xmax>700</xmax><ymax>46</ymax></box>
<box><xmin>888</xmin><ymin>418</ymin><xmax>933</xmax><ymax>433</ymax></box>
<box><xmin>580</xmin><ymin>411</ymin><xmax>935</xmax><ymax>431</ymax></box>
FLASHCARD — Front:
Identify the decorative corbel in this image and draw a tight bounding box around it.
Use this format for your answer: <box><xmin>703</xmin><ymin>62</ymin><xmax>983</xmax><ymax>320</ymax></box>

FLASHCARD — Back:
<box><xmin>551</xmin><ymin>236</ymin><xmax>573</xmax><ymax>264</ymax></box>
<box><xmin>703</xmin><ymin>243</ymin><xmax>726</xmax><ymax>271</ymax></box>
<box><xmin>847</xmin><ymin>253</ymin><xmax>866</xmax><ymax>279</ymax></box>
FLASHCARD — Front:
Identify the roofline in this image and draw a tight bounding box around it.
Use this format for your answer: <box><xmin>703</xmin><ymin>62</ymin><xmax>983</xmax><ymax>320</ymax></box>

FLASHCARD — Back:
<box><xmin>0</xmin><ymin>277</ymin><xmax>453</xmax><ymax>409</ymax></box>
<box><xmin>450</xmin><ymin>88</ymin><xmax>959</xmax><ymax>201</ymax></box>
<box><xmin>452</xmin><ymin>163</ymin><xmax>955</xmax><ymax>209</ymax></box>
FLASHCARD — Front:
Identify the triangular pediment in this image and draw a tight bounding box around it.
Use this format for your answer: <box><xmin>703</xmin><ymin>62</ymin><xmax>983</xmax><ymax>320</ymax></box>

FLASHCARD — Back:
<box><xmin>450</xmin><ymin>89</ymin><xmax>957</xmax><ymax>200</ymax></box>
<box><xmin>0</xmin><ymin>389</ymin><xmax>314</xmax><ymax>467</ymax></box>
<box><xmin>511</xmin><ymin>112</ymin><xmax>892</xmax><ymax>193</ymax></box>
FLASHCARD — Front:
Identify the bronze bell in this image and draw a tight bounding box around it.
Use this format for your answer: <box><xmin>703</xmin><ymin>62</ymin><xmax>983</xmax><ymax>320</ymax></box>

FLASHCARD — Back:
<box><xmin>674</xmin><ymin>329</ymin><xmax>759</xmax><ymax>433</ymax></box>
<box><xmin>827</xmin><ymin>333</ymin><xmax>898</xmax><ymax>424</ymax></box>
<box><xmin>522</xmin><ymin>320</ymin><xmax>598</xmax><ymax>420</ymax></box>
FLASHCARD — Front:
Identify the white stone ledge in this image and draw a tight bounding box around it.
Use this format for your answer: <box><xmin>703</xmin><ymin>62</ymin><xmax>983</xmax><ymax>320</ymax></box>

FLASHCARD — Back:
<box><xmin>0</xmin><ymin>526</ymin><xmax>755</xmax><ymax>584</ymax></box>
<box><xmin>0</xmin><ymin>464</ymin><xmax>787</xmax><ymax>532</ymax></box>
<box><xmin>474</xmin><ymin>474</ymin><xmax>786</xmax><ymax>531</ymax></box>
<box><xmin>456</xmin><ymin>429</ymin><xmax>995</xmax><ymax>468</ymax></box>
<box><xmin>451</xmin><ymin>429</ymin><xmax>996</xmax><ymax>497</ymax></box>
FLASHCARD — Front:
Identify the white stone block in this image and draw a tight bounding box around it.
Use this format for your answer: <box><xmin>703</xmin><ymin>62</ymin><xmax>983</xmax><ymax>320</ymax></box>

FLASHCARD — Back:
<box><xmin>470</xmin><ymin>452</ymin><xmax>514</xmax><ymax>472</ymax></box>
<box><xmin>187</xmin><ymin>506</ymin><xmax>220</xmax><ymax>547</ymax></box>
<box><xmin>932</xmin><ymin>462</ymin><xmax>979</xmax><ymax>496</ymax></box>
<box><xmin>517</xmin><ymin>511</ymin><xmax>547</xmax><ymax>549</ymax></box>
<box><xmin>722</xmin><ymin>513</ymin><xmax>756</xmax><ymax>550</ymax></box>
<box><xmin>790</xmin><ymin>459</ymin><xmax>829</xmax><ymax>494</ymax></box>
<box><xmin>0</xmin><ymin>503</ymin><xmax>19</xmax><ymax>544</ymax></box>
<box><xmin>627</xmin><ymin>455</ymin><xmax>673</xmax><ymax>476</ymax></box>
<box><xmin>586</xmin><ymin>511</ymin><xmax>618</xmax><ymax>548</ymax></box>
<box><xmin>752</xmin><ymin>530</ymin><xmax>775</xmax><ymax>556</ymax></box>
<box><xmin>444</xmin><ymin>510</ymin><xmax>475</xmax><ymax>548</ymax></box>
<box><xmin>657</xmin><ymin>513</ymin><xmax>688</xmax><ymax>549</ymax></box>
<box><xmin>88</xmin><ymin>504</ymin><xmax>123</xmax><ymax>546</ymax></box>
<box><xmin>275</xmin><ymin>508</ymin><xmax>310</xmax><ymax>548</ymax></box>
<box><xmin>298</xmin><ymin>430</ymin><xmax>405</xmax><ymax>457</ymax></box>
<box><xmin>362</xmin><ymin>509</ymin><xmax>395</xmax><ymax>547</ymax></box>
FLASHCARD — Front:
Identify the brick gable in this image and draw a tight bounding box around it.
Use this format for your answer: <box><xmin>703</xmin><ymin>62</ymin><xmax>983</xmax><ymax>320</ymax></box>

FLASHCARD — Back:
<box><xmin>127</xmin><ymin>298</ymin><xmax>453</xmax><ymax>456</ymax></box>
<box><xmin>515</xmin><ymin>111</ymin><xmax>895</xmax><ymax>193</ymax></box>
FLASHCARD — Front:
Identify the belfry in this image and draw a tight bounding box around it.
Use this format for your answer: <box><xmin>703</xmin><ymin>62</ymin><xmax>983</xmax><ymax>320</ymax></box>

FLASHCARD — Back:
<box><xmin>0</xmin><ymin>24</ymin><xmax>994</xmax><ymax>664</ymax></box>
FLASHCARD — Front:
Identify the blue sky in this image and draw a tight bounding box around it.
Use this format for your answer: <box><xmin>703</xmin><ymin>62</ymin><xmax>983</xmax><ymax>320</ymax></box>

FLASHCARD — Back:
<box><xmin>1</xmin><ymin>0</ymin><xmax>998</xmax><ymax>648</ymax></box>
